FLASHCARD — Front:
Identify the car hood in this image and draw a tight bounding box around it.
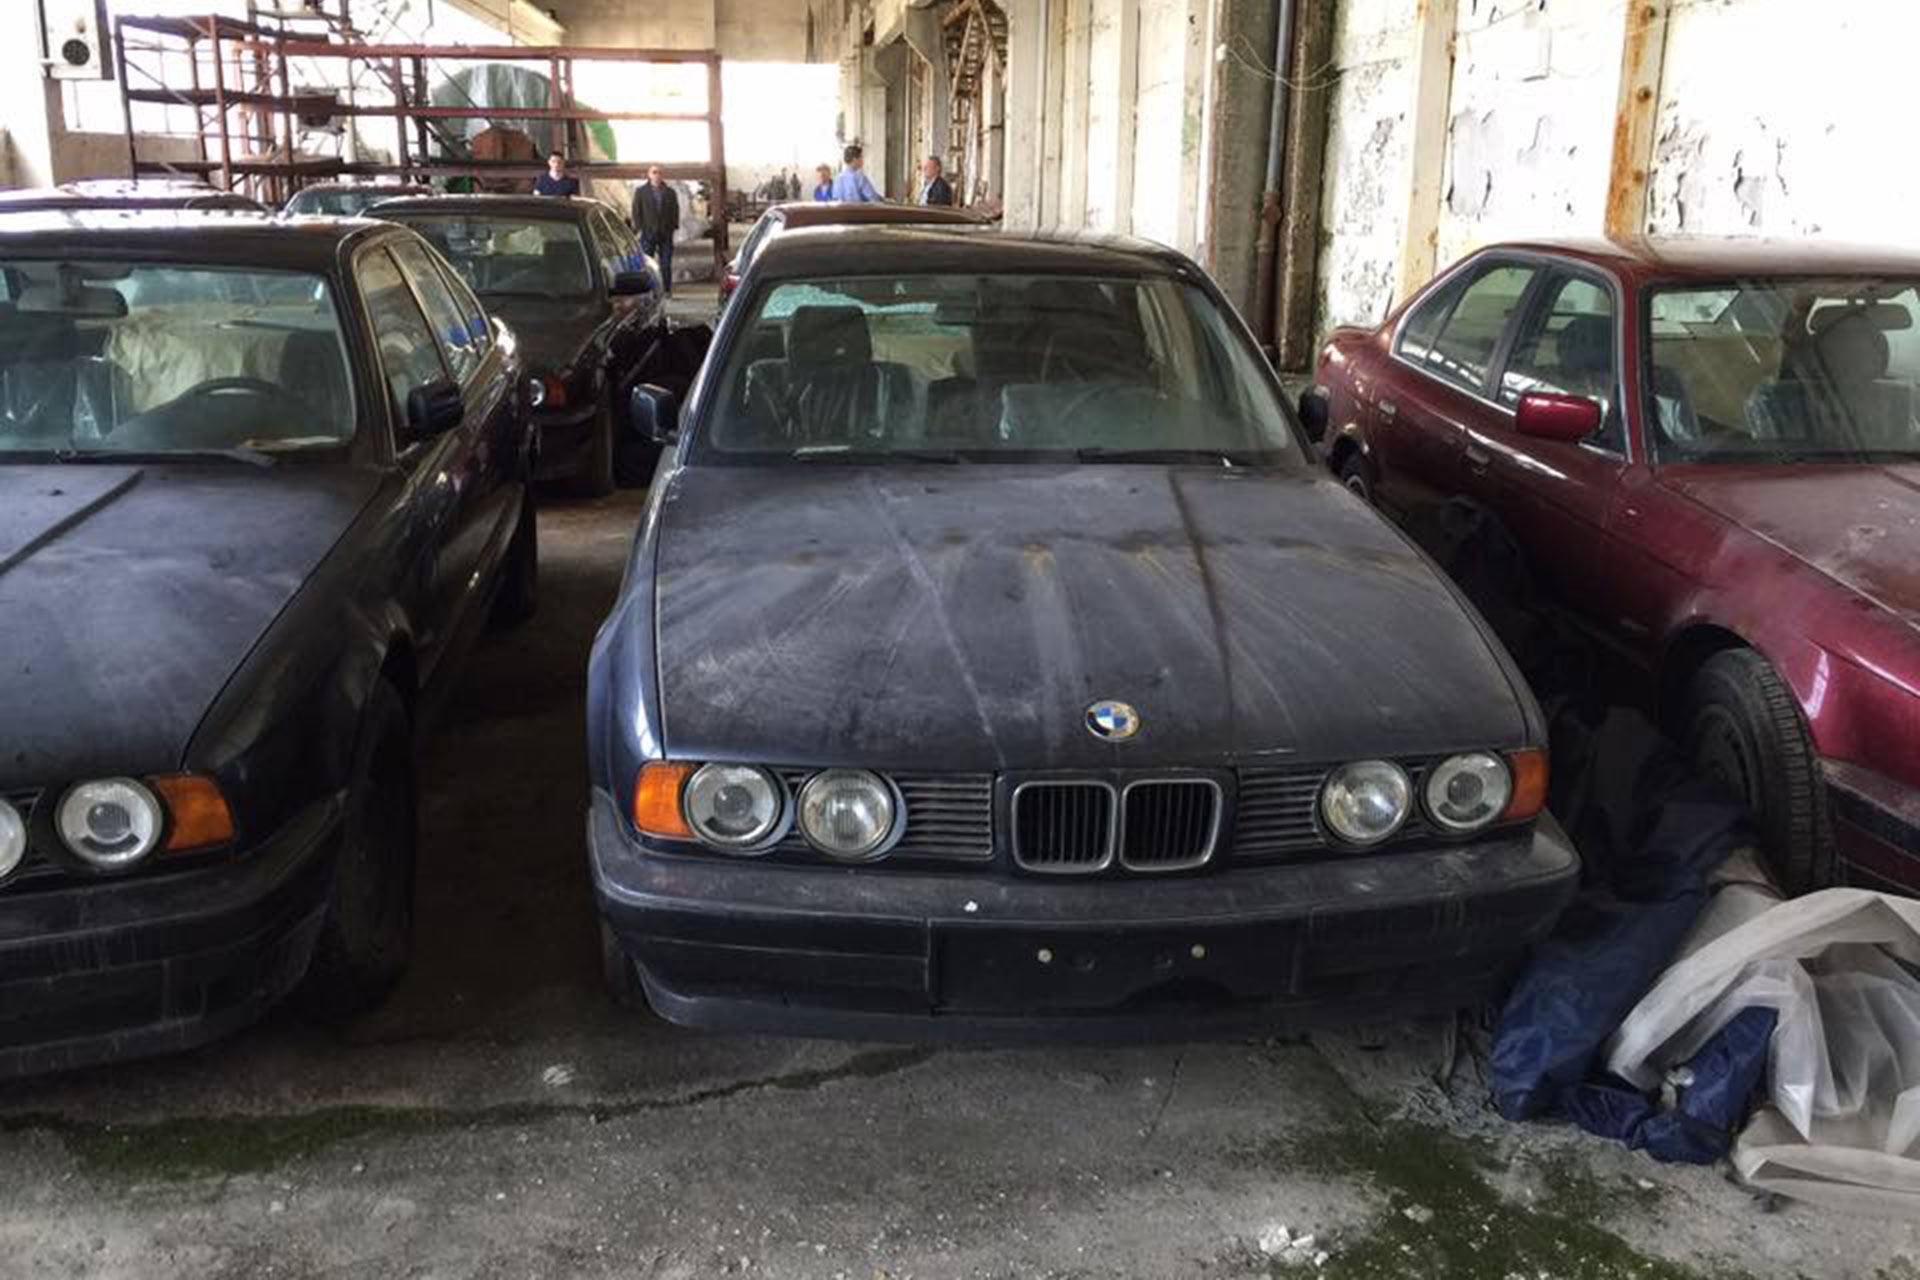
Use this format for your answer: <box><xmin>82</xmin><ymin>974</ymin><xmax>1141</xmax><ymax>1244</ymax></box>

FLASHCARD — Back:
<box><xmin>1662</xmin><ymin>464</ymin><xmax>1920</xmax><ymax>628</ymax></box>
<box><xmin>483</xmin><ymin>295</ymin><xmax>604</xmax><ymax>374</ymax></box>
<box><xmin>0</xmin><ymin>464</ymin><xmax>380</xmax><ymax>789</ymax></box>
<box><xmin>652</xmin><ymin>465</ymin><xmax>1531</xmax><ymax>770</ymax></box>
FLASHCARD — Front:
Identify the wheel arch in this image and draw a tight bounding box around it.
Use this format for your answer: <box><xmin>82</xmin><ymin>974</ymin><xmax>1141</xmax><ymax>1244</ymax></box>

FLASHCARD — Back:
<box><xmin>1658</xmin><ymin>621</ymin><xmax>1751</xmax><ymax>732</ymax></box>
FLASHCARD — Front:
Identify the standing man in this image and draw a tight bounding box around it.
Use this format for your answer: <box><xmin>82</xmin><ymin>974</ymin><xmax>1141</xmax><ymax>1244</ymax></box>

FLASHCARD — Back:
<box><xmin>916</xmin><ymin>155</ymin><xmax>954</xmax><ymax>206</ymax></box>
<box><xmin>812</xmin><ymin>164</ymin><xmax>834</xmax><ymax>202</ymax></box>
<box><xmin>533</xmin><ymin>151</ymin><xmax>580</xmax><ymax>197</ymax></box>
<box><xmin>631</xmin><ymin>164</ymin><xmax>680</xmax><ymax>298</ymax></box>
<box><xmin>829</xmin><ymin>144</ymin><xmax>883</xmax><ymax>203</ymax></box>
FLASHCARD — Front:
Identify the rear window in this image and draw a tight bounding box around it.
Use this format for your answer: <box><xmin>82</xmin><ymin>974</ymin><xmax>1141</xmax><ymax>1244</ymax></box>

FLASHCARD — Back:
<box><xmin>387</xmin><ymin>215</ymin><xmax>594</xmax><ymax>296</ymax></box>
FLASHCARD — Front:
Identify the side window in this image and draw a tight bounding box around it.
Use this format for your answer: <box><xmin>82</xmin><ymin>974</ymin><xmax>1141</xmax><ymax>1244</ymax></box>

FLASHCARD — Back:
<box><xmin>390</xmin><ymin>239</ymin><xmax>481</xmax><ymax>383</ymax></box>
<box><xmin>588</xmin><ymin>210</ymin><xmax>633</xmax><ymax>283</ymax></box>
<box><xmin>1415</xmin><ymin>264</ymin><xmax>1538</xmax><ymax>394</ymax></box>
<box><xmin>359</xmin><ymin>248</ymin><xmax>451</xmax><ymax>427</ymax></box>
<box><xmin>436</xmin><ymin>258</ymin><xmax>493</xmax><ymax>361</ymax></box>
<box><xmin>1397</xmin><ymin>274</ymin><xmax>1466</xmax><ymax>364</ymax></box>
<box><xmin>1499</xmin><ymin>273</ymin><xmax>1624</xmax><ymax>451</ymax></box>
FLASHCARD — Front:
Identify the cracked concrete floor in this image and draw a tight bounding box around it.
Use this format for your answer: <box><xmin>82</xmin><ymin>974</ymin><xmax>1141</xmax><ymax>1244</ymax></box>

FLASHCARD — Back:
<box><xmin>1</xmin><ymin>491</ymin><xmax>1915</xmax><ymax>1280</ymax></box>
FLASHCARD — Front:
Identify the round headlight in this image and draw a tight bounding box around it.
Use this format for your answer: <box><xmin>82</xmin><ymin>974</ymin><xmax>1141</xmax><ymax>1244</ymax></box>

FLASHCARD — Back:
<box><xmin>1320</xmin><ymin>760</ymin><xmax>1412</xmax><ymax>846</ymax></box>
<box><xmin>797</xmin><ymin>769</ymin><xmax>898</xmax><ymax>861</ymax></box>
<box><xmin>0</xmin><ymin>799</ymin><xmax>25</xmax><ymax>878</ymax></box>
<box><xmin>57</xmin><ymin>778</ymin><xmax>163</xmax><ymax>869</ymax></box>
<box><xmin>1424</xmin><ymin>752</ymin><xmax>1513</xmax><ymax>833</ymax></box>
<box><xmin>526</xmin><ymin>376</ymin><xmax>547</xmax><ymax>409</ymax></box>
<box><xmin>682</xmin><ymin>764</ymin><xmax>784</xmax><ymax>851</ymax></box>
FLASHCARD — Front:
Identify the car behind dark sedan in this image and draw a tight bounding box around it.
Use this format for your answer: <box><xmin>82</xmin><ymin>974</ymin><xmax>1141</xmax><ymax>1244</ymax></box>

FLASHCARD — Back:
<box><xmin>376</xmin><ymin>195</ymin><xmax>665</xmax><ymax>495</ymax></box>
<box><xmin>0</xmin><ymin>180</ymin><xmax>268</xmax><ymax>215</ymax></box>
<box><xmin>0</xmin><ymin>212</ymin><xmax>536</xmax><ymax>1076</ymax></box>
<box><xmin>586</xmin><ymin>227</ymin><xmax>1578</xmax><ymax>1042</ymax></box>
<box><xmin>283</xmin><ymin>181</ymin><xmax>434</xmax><ymax>218</ymax></box>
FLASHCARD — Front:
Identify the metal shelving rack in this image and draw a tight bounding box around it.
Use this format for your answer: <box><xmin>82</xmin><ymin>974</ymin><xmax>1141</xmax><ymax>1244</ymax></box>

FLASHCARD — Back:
<box><xmin>114</xmin><ymin>13</ymin><xmax>731</xmax><ymax>262</ymax></box>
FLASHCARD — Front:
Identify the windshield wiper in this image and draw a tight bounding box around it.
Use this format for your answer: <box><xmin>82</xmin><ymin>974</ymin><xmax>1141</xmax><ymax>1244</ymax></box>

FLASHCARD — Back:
<box><xmin>791</xmin><ymin>446</ymin><xmax>966</xmax><ymax>463</ymax></box>
<box><xmin>48</xmin><ymin>446</ymin><xmax>276</xmax><ymax>467</ymax></box>
<box><xmin>1074</xmin><ymin>447</ymin><xmax>1253</xmax><ymax>467</ymax></box>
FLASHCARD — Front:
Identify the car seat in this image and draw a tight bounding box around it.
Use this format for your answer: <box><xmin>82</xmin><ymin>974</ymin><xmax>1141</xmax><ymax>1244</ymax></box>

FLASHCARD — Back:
<box><xmin>771</xmin><ymin>305</ymin><xmax>911</xmax><ymax>446</ymax></box>
<box><xmin>1748</xmin><ymin>309</ymin><xmax>1914</xmax><ymax>447</ymax></box>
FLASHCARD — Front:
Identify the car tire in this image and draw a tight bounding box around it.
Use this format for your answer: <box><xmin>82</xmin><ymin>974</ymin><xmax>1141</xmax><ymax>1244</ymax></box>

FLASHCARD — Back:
<box><xmin>1338</xmin><ymin>451</ymin><xmax>1374</xmax><ymax>502</ymax></box>
<box><xmin>300</xmin><ymin>680</ymin><xmax>416</xmax><ymax>1018</ymax></box>
<box><xmin>492</xmin><ymin>493</ymin><xmax>539</xmax><ymax>627</ymax></box>
<box><xmin>569</xmin><ymin>399</ymin><xmax>616</xmax><ymax>499</ymax></box>
<box><xmin>1684</xmin><ymin>648</ymin><xmax>1833</xmax><ymax>893</ymax></box>
<box><xmin>599</xmin><ymin>918</ymin><xmax>644</xmax><ymax>1010</ymax></box>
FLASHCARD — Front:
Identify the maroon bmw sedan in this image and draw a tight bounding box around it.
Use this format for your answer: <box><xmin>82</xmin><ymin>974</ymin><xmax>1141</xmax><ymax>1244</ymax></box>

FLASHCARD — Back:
<box><xmin>1305</xmin><ymin>236</ymin><xmax>1920</xmax><ymax>897</ymax></box>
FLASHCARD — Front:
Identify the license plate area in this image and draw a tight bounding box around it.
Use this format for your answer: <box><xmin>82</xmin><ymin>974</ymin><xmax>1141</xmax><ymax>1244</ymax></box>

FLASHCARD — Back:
<box><xmin>934</xmin><ymin>921</ymin><xmax>1302</xmax><ymax>1012</ymax></box>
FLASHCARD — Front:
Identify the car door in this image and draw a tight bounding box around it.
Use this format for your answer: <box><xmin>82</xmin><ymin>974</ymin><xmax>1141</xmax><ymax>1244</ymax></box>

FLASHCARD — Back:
<box><xmin>391</xmin><ymin>236</ymin><xmax>523</xmax><ymax>610</ymax></box>
<box><xmin>1479</xmin><ymin>266</ymin><xmax>1637</xmax><ymax>619</ymax></box>
<box><xmin>587</xmin><ymin>207</ymin><xmax>659</xmax><ymax>394</ymax></box>
<box><xmin>356</xmin><ymin>242</ymin><xmax>479</xmax><ymax>683</ymax></box>
<box><xmin>1376</xmin><ymin>259</ymin><xmax>1539</xmax><ymax>522</ymax></box>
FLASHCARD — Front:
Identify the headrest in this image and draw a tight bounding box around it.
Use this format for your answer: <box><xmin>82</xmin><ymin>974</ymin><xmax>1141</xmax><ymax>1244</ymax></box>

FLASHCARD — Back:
<box><xmin>787</xmin><ymin>305</ymin><xmax>871</xmax><ymax>367</ymax></box>
<box><xmin>1813</xmin><ymin>310</ymin><xmax>1890</xmax><ymax>383</ymax></box>
<box><xmin>1556</xmin><ymin>314</ymin><xmax>1612</xmax><ymax>376</ymax></box>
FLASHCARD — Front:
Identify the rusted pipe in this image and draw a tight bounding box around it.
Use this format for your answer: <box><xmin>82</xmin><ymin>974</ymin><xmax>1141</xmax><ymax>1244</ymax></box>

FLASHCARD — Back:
<box><xmin>1251</xmin><ymin>0</ymin><xmax>1296</xmax><ymax>355</ymax></box>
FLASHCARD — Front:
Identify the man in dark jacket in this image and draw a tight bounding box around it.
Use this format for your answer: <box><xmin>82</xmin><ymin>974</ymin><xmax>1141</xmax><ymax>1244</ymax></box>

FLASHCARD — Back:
<box><xmin>630</xmin><ymin>165</ymin><xmax>680</xmax><ymax>297</ymax></box>
<box><xmin>916</xmin><ymin>156</ymin><xmax>954</xmax><ymax>207</ymax></box>
<box><xmin>534</xmin><ymin>151</ymin><xmax>580</xmax><ymax>197</ymax></box>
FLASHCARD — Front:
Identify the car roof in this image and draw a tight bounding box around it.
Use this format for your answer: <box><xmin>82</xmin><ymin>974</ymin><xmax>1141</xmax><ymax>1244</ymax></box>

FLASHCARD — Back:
<box><xmin>1485</xmin><ymin>235</ymin><xmax>1920</xmax><ymax>281</ymax></box>
<box><xmin>0</xmin><ymin>186</ymin><xmax>265</xmax><ymax>213</ymax></box>
<box><xmin>0</xmin><ymin>209</ymin><xmax>394</xmax><ymax>270</ymax></box>
<box><xmin>371</xmin><ymin>194</ymin><xmax>601</xmax><ymax>219</ymax></box>
<box><xmin>748</xmin><ymin>225</ymin><xmax>1195</xmax><ymax>281</ymax></box>
<box><xmin>769</xmin><ymin>201</ymin><xmax>986</xmax><ymax>229</ymax></box>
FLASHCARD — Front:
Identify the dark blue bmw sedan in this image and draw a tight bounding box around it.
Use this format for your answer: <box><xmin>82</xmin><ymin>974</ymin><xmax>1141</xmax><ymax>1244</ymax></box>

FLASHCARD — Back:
<box><xmin>585</xmin><ymin>226</ymin><xmax>1577</xmax><ymax>1042</ymax></box>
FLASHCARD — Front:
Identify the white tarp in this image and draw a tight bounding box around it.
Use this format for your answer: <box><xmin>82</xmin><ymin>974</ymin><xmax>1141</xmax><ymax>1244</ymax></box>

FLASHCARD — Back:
<box><xmin>1605</xmin><ymin>853</ymin><xmax>1920</xmax><ymax>1212</ymax></box>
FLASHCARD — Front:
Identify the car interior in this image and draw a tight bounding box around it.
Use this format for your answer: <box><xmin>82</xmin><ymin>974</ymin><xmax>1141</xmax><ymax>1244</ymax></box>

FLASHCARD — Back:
<box><xmin>401</xmin><ymin>218</ymin><xmax>595</xmax><ymax>296</ymax></box>
<box><xmin>0</xmin><ymin>263</ymin><xmax>354</xmax><ymax>452</ymax></box>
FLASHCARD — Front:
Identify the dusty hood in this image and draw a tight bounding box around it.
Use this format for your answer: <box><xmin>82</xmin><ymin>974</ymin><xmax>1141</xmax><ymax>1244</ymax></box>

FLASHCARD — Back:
<box><xmin>0</xmin><ymin>463</ymin><xmax>379</xmax><ymax>788</ymax></box>
<box><xmin>653</xmin><ymin>465</ymin><xmax>1531</xmax><ymax>771</ymax></box>
<box><xmin>1662</xmin><ymin>464</ymin><xmax>1920</xmax><ymax>628</ymax></box>
<box><xmin>484</xmin><ymin>295</ymin><xmax>604</xmax><ymax>374</ymax></box>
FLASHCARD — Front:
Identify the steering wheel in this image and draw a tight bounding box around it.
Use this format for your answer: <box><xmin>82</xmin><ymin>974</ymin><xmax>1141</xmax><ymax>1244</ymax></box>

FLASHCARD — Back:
<box><xmin>177</xmin><ymin>376</ymin><xmax>300</xmax><ymax>403</ymax></box>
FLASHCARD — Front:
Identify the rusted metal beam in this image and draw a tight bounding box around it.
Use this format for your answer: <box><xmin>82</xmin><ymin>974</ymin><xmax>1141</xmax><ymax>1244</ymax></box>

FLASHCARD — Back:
<box><xmin>273</xmin><ymin>40</ymin><xmax>722</xmax><ymax>64</ymax></box>
<box><xmin>1605</xmin><ymin>0</ymin><xmax>1671</xmax><ymax>241</ymax></box>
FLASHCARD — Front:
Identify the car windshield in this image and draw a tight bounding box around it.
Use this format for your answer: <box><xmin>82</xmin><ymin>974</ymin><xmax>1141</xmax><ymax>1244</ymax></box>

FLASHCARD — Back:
<box><xmin>0</xmin><ymin>259</ymin><xmax>353</xmax><ymax>458</ymax></box>
<box><xmin>699</xmin><ymin>272</ymin><xmax>1302</xmax><ymax>464</ymax></box>
<box><xmin>390</xmin><ymin>215</ymin><xmax>593</xmax><ymax>297</ymax></box>
<box><xmin>1647</xmin><ymin>276</ymin><xmax>1920</xmax><ymax>463</ymax></box>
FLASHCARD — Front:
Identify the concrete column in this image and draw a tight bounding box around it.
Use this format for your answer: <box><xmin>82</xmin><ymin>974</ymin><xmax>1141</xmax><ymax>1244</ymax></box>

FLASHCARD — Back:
<box><xmin>1396</xmin><ymin>0</ymin><xmax>1458</xmax><ymax>303</ymax></box>
<box><xmin>1083</xmin><ymin>0</ymin><xmax>1139</xmax><ymax>234</ymax></box>
<box><xmin>1202</xmin><ymin>0</ymin><xmax>1280</xmax><ymax>319</ymax></box>
<box><xmin>1056</xmin><ymin>0</ymin><xmax>1093</xmax><ymax>228</ymax></box>
<box><xmin>1001</xmin><ymin>0</ymin><xmax>1047</xmax><ymax>230</ymax></box>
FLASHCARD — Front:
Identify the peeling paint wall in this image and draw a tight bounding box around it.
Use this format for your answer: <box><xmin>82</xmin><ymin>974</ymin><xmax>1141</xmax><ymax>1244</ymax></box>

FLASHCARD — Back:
<box><xmin>1646</xmin><ymin>0</ymin><xmax>1918</xmax><ymax>239</ymax></box>
<box><xmin>1316</xmin><ymin>0</ymin><xmax>1421</xmax><ymax>332</ymax></box>
<box><xmin>1316</xmin><ymin>0</ymin><xmax>1920</xmax><ymax>342</ymax></box>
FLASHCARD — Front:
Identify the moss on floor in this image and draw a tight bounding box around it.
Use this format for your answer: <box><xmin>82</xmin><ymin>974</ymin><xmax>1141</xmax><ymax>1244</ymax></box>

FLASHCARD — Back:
<box><xmin>1244</xmin><ymin>1122</ymin><xmax>1758</xmax><ymax>1280</ymax></box>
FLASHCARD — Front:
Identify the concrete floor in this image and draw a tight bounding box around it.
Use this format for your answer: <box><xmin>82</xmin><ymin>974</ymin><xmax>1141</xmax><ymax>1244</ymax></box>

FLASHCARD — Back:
<box><xmin>2</xmin><ymin>490</ymin><xmax>1917</xmax><ymax>1280</ymax></box>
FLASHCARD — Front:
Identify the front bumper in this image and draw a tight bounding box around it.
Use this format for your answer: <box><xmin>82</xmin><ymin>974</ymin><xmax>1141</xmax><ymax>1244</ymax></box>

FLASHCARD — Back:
<box><xmin>588</xmin><ymin>791</ymin><xmax>1580</xmax><ymax>1044</ymax></box>
<box><xmin>0</xmin><ymin>797</ymin><xmax>343</xmax><ymax>1078</ymax></box>
<box><xmin>531</xmin><ymin>402</ymin><xmax>600</xmax><ymax>480</ymax></box>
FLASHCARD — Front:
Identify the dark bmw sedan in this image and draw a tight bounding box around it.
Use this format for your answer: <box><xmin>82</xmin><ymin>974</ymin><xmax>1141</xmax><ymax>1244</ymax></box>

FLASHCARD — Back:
<box><xmin>586</xmin><ymin>227</ymin><xmax>1578</xmax><ymax>1041</ymax></box>
<box><xmin>376</xmin><ymin>195</ymin><xmax>664</xmax><ymax>495</ymax></box>
<box><xmin>0</xmin><ymin>212</ymin><xmax>535</xmax><ymax>1076</ymax></box>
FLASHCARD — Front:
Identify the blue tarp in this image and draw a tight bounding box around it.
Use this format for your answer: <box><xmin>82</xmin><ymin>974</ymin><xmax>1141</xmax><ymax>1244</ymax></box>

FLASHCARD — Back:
<box><xmin>1490</xmin><ymin>708</ymin><xmax>1766</xmax><ymax>1163</ymax></box>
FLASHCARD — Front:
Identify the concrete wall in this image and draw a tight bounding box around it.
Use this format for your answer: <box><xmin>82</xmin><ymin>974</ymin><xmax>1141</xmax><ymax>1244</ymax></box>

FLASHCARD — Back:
<box><xmin>546</xmin><ymin>0</ymin><xmax>816</xmax><ymax>59</ymax></box>
<box><xmin>1315</xmin><ymin>0</ymin><xmax>1920</xmax><ymax>339</ymax></box>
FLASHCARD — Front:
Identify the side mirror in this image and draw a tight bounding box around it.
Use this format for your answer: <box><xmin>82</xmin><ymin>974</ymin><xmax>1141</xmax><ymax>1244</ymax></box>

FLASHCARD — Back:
<box><xmin>628</xmin><ymin>382</ymin><xmax>679</xmax><ymax>444</ymax></box>
<box><xmin>1514</xmin><ymin>391</ymin><xmax>1602</xmax><ymax>442</ymax></box>
<box><xmin>610</xmin><ymin>269</ymin><xmax>655</xmax><ymax>297</ymax></box>
<box><xmin>1297</xmin><ymin>386</ymin><xmax>1329</xmax><ymax>445</ymax></box>
<box><xmin>405</xmin><ymin>378</ymin><xmax>464</xmax><ymax>439</ymax></box>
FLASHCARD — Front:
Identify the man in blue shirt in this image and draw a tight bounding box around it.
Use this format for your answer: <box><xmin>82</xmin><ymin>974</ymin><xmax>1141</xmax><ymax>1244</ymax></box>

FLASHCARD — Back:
<box><xmin>828</xmin><ymin>144</ymin><xmax>883</xmax><ymax>203</ymax></box>
<box><xmin>534</xmin><ymin>152</ymin><xmax>580</xmax><ymax>197</ymax></box>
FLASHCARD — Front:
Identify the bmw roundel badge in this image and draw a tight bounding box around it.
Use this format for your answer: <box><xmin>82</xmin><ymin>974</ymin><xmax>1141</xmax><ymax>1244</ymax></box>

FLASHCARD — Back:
<box><xmin>1085</xmin><ymin>700</ymin><xmax>1141</xmax><ymax>741</ymax></box>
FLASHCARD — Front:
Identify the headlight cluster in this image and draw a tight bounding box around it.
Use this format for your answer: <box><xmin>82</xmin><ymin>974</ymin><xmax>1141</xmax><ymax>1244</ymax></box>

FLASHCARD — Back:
<box><xmin>1319</xmin><ymin>750</ymin><xmax>1545</xmax><ymax>847</ymax></box>
<box><xmin>0</xmin><ymin>775</ymin><xmax>234</xmax><ymax>883</ymax></box>
<box><xmin>525</xmin><ymin>374</ymin><xmax>567</xmax><ymax>410</ymax></box>
<box><xmin>633</xmin><ymin>762</ymin><xmax>903</xmax><ymax>861</ymax></box>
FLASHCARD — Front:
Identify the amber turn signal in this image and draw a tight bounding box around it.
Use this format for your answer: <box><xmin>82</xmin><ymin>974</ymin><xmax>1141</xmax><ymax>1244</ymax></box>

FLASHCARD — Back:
<box><xmin>148</xmin><ymin>774</ymin><xmax>236</xmax><ymax>853</ymax></box>
<box><xmin>633</xmin><ymin>762</ymin><xmax>694</xmax><ymax>839</ymax></box>
<box><xmin>1501</xmin><ymin>749</ymin><xmax>1549</xmax><ymax>823</ymax></box>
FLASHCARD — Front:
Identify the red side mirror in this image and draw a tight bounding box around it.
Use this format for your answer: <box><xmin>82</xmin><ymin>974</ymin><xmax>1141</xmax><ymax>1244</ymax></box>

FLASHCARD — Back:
<box><xmin>1514</xmin><ymin>392</ymin><xmax>1602</xmax><ymax>442</ymax></box>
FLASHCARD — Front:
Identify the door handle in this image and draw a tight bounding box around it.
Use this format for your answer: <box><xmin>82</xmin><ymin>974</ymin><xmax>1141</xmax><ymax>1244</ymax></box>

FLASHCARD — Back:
<box><xmin>1377</xmin><ymin>398</ymin><xmax>1398</xmax><ymax>420</ymax></box>
<box><xmin>1463</xmin><ymin>442</ymin><xmax>1491</xmax><ymax>473</ymax></box>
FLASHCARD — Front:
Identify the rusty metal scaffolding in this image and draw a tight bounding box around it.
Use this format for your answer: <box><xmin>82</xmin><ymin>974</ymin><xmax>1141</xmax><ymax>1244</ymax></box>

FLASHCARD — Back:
<box><xmin>115</xmin><ymin>13</ymin><xmax>730</xmax><ymax>262</ymax></box>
